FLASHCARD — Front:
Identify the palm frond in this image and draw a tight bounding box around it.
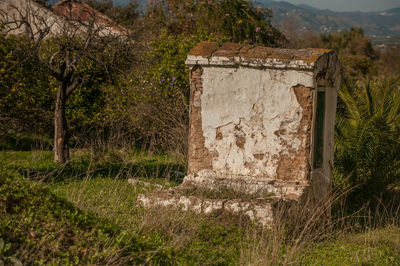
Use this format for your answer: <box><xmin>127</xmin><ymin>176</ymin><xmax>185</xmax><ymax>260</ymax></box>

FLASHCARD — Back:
<box><xmin>334</xmin><ymin>77</ymin><xmax>400</xmax><ymax>202</ymax></box>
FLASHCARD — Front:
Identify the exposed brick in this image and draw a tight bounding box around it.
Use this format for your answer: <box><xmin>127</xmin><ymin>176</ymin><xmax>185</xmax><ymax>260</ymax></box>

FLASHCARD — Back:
<box><xmin>188</xmin><ymin>66</ymin><xmax>213</xmax><ymax>174</ymax></box>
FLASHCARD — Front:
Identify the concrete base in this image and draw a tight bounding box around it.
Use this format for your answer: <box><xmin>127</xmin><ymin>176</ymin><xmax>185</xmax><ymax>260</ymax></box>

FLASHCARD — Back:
<box><xmin>137</xmin><ymin>179</ymin><xmax>298</xmax><ymax>227</ymax></box>
<box><xmin>183</xmin><ymin>170</ymin><xmax>309</xmax><ymax>200</ymax></box>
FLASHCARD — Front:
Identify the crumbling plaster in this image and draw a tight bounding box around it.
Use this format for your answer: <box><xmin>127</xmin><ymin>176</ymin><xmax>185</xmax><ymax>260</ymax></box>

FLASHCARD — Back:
<box><xmin>199</xmin><ymin>66</ymin><xmax>315</xmax><ymax>182</ymax></box>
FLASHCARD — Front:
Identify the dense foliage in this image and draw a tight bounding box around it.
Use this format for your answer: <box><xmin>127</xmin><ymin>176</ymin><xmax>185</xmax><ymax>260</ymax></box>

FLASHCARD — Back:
<box><xmin>108</xmin><ymin>30</ymin><xmax>220</xmax><ymax>153</ymax></box>
<box><xmin>146</xmin><ymin>0</ymin><xmax>285</xmax><ymax>46</ymax></box>
<box><xmin>77</xmin><ymin>0</ymin><xmax>285</xmax><ymax>152</ymax></box>
<box><xmin>0</xmin><ymin>35</ymin><xmax>54</xmax><ymax>139</ymax></box>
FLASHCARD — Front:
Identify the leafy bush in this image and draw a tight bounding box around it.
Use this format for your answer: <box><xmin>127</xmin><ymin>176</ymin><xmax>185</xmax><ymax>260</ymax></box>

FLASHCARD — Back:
<box><xmin>290</xmin><ymin>28</ymin><xmax>378</xmax><ymax>80</ymax></box>
<box><xmin>0</xmin><ymin>32</ymin><xmax>136</xmax><ymax>150</ymax></box>
<box><xmin>104</xmin><ymin>30</ymin><xmax>218</xmax><ymax>154</ymax></box>
<box><xmin>322</xmin><ymin>28</ymin><xmax>378</xmax><ymax>79</ymax></box>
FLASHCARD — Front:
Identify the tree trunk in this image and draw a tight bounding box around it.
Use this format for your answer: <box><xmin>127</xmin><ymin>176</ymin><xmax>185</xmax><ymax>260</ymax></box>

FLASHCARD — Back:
<box><xmin>54</xmin><ymin>82</ymin><xmax>69</xmax><ymax>163</ymax></box>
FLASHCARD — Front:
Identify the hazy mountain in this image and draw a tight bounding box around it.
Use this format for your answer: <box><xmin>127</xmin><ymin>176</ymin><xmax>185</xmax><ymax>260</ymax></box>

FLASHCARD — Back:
<box><xmin>256</xmin><ymin>1</ymin><xmax>400</xmax><ymax>38</ymax></box>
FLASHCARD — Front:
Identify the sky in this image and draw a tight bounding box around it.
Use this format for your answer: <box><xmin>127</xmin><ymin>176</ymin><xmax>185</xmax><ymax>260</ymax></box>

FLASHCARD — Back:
<box><xmin>275</xmin><ymin>0</ymin><xmax>400</xmax><ymax>12</ymax></box>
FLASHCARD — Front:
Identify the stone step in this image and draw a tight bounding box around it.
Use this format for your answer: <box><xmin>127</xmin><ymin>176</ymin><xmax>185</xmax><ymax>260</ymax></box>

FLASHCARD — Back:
<box><xmin>183</xmin><ymin>172</ymin><xmax>309</xmax><ymax>200</ymax></box>
<box><xmin>138</xmin><ymin>185</ymin><xmax>293</xmax><ymax>227</ymax></box>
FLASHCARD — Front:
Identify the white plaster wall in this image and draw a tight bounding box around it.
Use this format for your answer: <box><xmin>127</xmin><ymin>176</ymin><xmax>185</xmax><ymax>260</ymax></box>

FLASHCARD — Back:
<box><xmin>200</xmin><ymin>66</ymin><xmax>315</xmax><ymax>180</ymax></box>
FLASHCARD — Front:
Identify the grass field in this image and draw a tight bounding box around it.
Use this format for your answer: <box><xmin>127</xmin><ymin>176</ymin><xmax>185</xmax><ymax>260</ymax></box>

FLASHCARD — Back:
<box><xmin>1</xmin><ymin>150</ymin><xmax>399</xmax><ymax>265</ymax></box>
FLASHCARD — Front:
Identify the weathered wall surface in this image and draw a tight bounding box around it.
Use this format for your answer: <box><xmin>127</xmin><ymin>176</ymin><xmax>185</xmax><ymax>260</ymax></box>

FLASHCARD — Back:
<box><xmin>188</xmin><ymin>66</ymin><xmax>315</xmax><ymax>183</ymax></box>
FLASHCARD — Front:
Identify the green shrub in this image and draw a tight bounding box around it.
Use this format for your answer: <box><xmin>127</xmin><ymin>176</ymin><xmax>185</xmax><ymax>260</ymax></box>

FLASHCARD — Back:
<box><xmin>108</xmin><ymin>30</ymin><xmax>222</xmax><ymax>153</ymax></box>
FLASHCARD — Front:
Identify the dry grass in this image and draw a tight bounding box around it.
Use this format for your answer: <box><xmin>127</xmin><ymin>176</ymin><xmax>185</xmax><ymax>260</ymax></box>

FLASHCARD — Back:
<box><xmin>239</xmin><ymin>190</ymin><xmax>400</xmax><ymax>265</ymax></box>
<box><xmin>54</xmin><ymin>175</ymin><xmax>400</xmax><ymax>264</ymax></box>
<box><xmin>2</xmin><ymin>149</ymin><xmax>400</xmax><ymax>264</ymax></box>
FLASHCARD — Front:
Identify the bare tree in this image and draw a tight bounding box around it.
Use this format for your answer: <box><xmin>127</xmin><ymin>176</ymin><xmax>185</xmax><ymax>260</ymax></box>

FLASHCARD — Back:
<box><xmin>0</xmin><ymin>0</ymin><xmax>132</xmax><ymax>163</ymax></box>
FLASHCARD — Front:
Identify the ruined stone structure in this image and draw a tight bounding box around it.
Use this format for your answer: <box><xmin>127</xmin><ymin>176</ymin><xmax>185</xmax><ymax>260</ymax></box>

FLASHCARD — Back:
<box><xmin>139</xmin><ymin>42</ymin><xmax>341</xmax><ymax>226</ymax></box>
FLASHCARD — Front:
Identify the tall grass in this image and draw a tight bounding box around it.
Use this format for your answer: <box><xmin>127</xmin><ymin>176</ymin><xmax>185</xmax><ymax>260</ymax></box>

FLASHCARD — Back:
<box><xmin>2</xmin><ymin>149</ymin><xmax>400</xmax><ymax>264</ymax></box>
<box><xmin>50</xmin><ymin>150</ymin><xmax>400</xmax><ymax>264</ymax></box>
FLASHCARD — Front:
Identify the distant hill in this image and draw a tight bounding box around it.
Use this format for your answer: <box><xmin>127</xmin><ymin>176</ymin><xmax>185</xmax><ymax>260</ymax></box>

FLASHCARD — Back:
<box><xmin>254</xmin><ymin>1</ymin><xmax>400</xmax><ymax>39</ymax></box>
<box><xmin>48</xmin><ymin>0</ymin><xmax>400</xmax><ymax>40</ymax></box>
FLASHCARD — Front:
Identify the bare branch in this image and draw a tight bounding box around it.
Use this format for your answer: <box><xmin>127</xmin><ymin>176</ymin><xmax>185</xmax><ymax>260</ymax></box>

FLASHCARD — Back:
<box><xmin>66</xmin><ymin>74</ymin><xmax>91</xmax><ymax>98</ymax></box>
<box><xmin>49</xmin><ymin>51</ymin><xmax>59</xmax><ymax>68</ymax></box>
